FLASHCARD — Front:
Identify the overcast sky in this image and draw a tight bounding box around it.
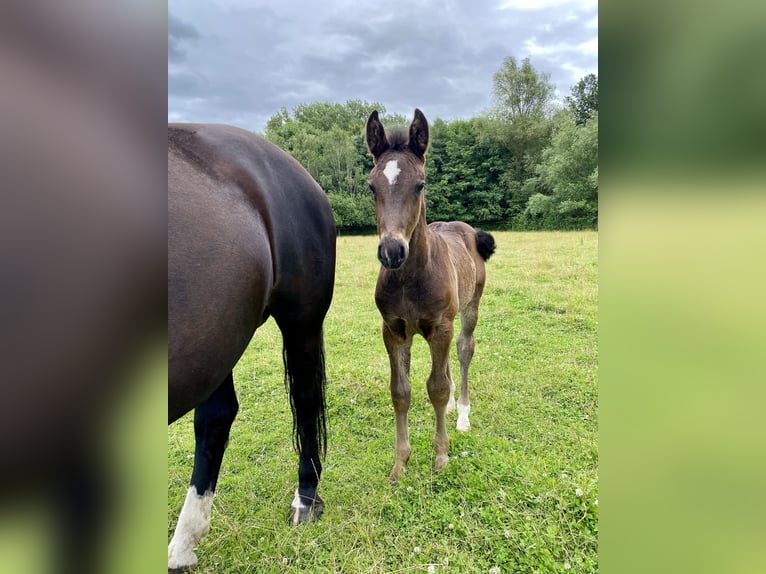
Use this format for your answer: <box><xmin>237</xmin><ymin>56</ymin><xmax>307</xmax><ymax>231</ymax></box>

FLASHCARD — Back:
<box><xmin>168</xmin><ymin>0</ymin><xmax>597</xmax><ymax>133</ymax></box>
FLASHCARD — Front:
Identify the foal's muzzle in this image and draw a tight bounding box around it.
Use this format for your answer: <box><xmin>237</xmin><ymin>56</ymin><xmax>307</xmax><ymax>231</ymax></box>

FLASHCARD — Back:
<box><xmin>378</xmin><ymin>235</ymin><xmax>409</xmax><ymax>269</ymax></box>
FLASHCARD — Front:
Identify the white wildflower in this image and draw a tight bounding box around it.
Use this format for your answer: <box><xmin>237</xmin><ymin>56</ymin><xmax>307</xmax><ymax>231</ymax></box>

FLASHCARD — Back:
<box><xmin>489</xmin><ymin>567</ymin><xmax>501</xmax><ymax>574</ymax></box>
<box><xmin>575</xmin><ymin>488</ymin><xmax>584</xmax><ymax>497</ymax></box>
<box><xmin>448</xmin><ymin>523</ymin><xmax>454</xmax><ymax>530</ymax></box>
<box><xmin>564</xmin><ymin>562</ymin><xmax>571</xmax><ymax>570</ymax></box>
<box><xmin>428</xmin><ymin>566</ymin><xmax>436</xmax><ymax>574</ymax></box>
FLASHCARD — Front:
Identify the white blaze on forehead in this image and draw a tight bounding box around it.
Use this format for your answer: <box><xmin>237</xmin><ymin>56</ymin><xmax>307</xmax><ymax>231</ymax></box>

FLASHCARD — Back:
<box><xmin>383</xmin><ymin>160</ymin><xmax>401</xmax><ymax>185</ymax></box>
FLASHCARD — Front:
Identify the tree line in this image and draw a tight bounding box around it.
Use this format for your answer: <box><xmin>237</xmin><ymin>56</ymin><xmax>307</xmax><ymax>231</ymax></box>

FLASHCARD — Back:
<box><xmin>264</xmin><ymin>57</ymin><xmax>597</xmax><ymax>231</ymax></box>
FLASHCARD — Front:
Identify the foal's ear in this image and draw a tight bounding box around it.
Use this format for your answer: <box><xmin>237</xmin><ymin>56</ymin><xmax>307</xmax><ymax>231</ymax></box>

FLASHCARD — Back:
<box><xmin>365</xmin><ymin>110</ymin><xmax>389</xmax><ymax>160</ymax></box>
<box><xmin>408</xmin><ymin>108</ymin><xmax>429</xmax><ymax>159</ymax></box>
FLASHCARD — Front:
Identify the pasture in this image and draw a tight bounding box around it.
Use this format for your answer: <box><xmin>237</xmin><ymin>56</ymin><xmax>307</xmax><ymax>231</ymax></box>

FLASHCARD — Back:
<box><xmin>168</xmin><ymin>230</ymin><xmax>598</xmax><ymax>573</ymax></box>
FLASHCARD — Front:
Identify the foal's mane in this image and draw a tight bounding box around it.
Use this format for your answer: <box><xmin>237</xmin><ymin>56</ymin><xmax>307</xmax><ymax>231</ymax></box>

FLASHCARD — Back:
<box><xmin>385</xmin><ymin>126</ymin><xmax>410</xmax><ymax>152</ymax></box>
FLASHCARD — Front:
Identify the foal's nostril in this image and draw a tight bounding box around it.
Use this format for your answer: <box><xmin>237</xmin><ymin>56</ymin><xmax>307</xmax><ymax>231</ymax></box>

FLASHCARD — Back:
<box><xmin>378</xmin><ymin>236</ymin><xmax>408</xmax><ymax>269</ymax></box>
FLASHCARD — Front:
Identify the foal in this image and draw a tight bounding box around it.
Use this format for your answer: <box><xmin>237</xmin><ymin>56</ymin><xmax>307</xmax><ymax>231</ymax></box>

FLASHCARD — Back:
<box><xmin>365</xmin><ymin>109</ymin><xmax>495</xmax><ymax>483</ymax></box>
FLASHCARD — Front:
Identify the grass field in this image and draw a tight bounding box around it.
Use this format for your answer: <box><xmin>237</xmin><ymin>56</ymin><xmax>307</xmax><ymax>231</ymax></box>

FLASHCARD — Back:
<box><xmin>168</xmin><ymin>230</ymin><xmax>598</xmax><ymax>573</ymax></box>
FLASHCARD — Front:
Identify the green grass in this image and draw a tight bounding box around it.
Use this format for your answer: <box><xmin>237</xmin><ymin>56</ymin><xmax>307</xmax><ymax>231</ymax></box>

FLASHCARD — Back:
<box><xmin>168</xmin><ymin>231</ymin><xmax>598</xmax><ymax>573</ymax></box>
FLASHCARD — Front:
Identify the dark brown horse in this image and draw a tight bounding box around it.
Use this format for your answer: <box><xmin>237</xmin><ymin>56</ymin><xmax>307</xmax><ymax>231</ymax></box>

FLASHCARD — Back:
<box><xmin>168</xmin><ymin>124</ymin><xmax>336</xmax><ymax>572</ymax></box>
<box><xmin>365</xmin><ymin>109</ymin><xmax>495</xmax><ymax>483</ymax></box>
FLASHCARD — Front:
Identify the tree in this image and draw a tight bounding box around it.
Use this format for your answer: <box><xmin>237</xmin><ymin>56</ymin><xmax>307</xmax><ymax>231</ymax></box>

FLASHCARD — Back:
<box><xmin>264</xmin><ymin>101</ymin><xmax>393</xmax><ymax>229</ymax></box>
<box><xmin>426</xmin><ymin>118</ymin><xmax>508</xmax><ymax>223</ymax></box>
<box><xmin>482</xmin><ymin>57</ymin><xmax>557</xmax><ymax>218</ymax></box>
<box><xmin>261</xmin><ymin>79</ymin><xmax>597</xmax><ymax>231</ymax></box>
<box><xmin>565</xmin><ymin>74</ymin><xmax>598</xmax><ymax>126</ymax></box>
<box><xmin>490</xmin><ymin>56</ymin><xmax>555</xmax><ymax>122</ymax></box>
<box><xmin>525</xmin><ymin>109</ymin><xmax>598</xmax><ymax>229</ymax></box>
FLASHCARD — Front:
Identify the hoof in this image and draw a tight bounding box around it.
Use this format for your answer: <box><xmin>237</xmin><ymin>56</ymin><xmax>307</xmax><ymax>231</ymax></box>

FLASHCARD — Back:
<box><xmin>289</xmin><ymin>491</ymin><xmax>323</xmax><ymax>525</ymax></box>
<box><xmin>434</xmin><ymin>454</ymin><xmax>449</xmax><ymax>473</ymax></box>
<box><xmin>389</xmin><ymin>463</ymin><xmax>408</xmax><ymax>485</ymax></box>
<box><xmin>456</xmin><ymin>403</ymin><xmax>471</xmax><ymax>432</ymax></box>
<box><xmin>169</xmin><ymin>568</ymin><xmax>192</xmax><ymax>574</ymax></box>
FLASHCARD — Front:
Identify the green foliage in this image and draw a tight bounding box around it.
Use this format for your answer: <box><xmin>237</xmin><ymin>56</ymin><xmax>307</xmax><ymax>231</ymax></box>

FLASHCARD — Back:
<box><xmin>520</xmin><ymin>111</ymin><xmax>598</xmax><ymax>230</ymax></box>
<box><xmin>169</xmin><ymin>231</ymin><xmax>598</xmax><ymax>574</ymax></box>
<box><xmin>426</xmin><ymin>118</ymin><xmax>507</xmax><ymax>223</ymax></box>
<box><xmin>565</xmin><ymin>74</ymin><xmax>599</xmax><ymax>126</ymax></box>
<box><xmin>262</xmin><ymin>63</ymin><xmax>597</xmax><ymax>232</ymax></box>
<box><xmin>490</xmin><ymin>56</ymin><xmax>556</xmax><ymax>121</ymax></box>
<box><xmin>326</xmin><ymin>192</ymin><xmax>376</xmax><ymax>231</ymax></box>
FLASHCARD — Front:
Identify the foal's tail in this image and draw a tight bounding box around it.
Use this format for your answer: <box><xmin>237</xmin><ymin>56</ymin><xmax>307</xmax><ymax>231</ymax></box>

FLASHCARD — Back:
<box><xmin>475</xmin><ymin>229</ymin><xmax>496</xmax><ymax>261</ymax></box>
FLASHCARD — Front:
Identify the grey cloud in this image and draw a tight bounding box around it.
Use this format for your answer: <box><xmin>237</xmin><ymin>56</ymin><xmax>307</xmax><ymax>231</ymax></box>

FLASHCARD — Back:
<box><xmin>168</xmin><ymin>0</ymin><xmax>597</xmax><ymax>131</ymax></box>
<box><xmin>168</xmin><ymin>14</ymin><xmax>201</xmax><ymax>62</ymax></box>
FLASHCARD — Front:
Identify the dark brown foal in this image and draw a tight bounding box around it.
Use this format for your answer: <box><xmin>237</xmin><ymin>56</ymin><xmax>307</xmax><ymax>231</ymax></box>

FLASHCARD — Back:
<box><xmin>365</xmin><ymin>109</ymin><xmax>495</xmax><ymax>483</ymax></box>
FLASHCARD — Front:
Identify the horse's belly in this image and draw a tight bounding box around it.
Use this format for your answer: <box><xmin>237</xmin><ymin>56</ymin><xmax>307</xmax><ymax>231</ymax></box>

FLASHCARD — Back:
<box><xmin>168</xmin><ymin>187</ymin><xmax>273</xmax><ymax>420</ymax></box>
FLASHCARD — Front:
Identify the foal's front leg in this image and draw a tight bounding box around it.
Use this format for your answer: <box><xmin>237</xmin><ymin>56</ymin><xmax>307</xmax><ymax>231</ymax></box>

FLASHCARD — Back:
<box><xmin>383</xmin><ymin>322</ymin><xmax>412</xmax><ymax>484</ymax></box>
<box><xmin>426</xmin><ymin>322</ymin><xmax>455</xmax><ymax>473</ymax></box>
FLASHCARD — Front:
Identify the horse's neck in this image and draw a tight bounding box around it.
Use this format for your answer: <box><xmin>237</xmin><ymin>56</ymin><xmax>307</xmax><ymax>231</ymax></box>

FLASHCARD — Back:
<box><xmin>400</xmin><ymin>213</ymin><xmax>431</xmax><ymax>276</ymax></box>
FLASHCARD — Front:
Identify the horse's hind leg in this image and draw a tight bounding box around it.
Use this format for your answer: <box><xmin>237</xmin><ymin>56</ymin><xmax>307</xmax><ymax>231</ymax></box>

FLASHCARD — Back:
<box><xmin>168</xmin><ymin>373</ymin><xmax>238</xmax><ymax>573</ymax></box>
<box><xmin>456</xmin><ymin>300</ymin><xmax>480</xmax><ymax>432</ymax></box>
<box><xmin>280</xmin><ymin>324</ymin><xmax>327</xmax><ymax>525</ymax></box>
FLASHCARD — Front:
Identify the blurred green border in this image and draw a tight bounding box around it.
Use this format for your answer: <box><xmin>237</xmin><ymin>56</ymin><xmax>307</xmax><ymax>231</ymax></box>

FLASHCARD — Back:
<box><xmin>601</xmin><ymin>1</ymin><xmax>766</xmax><ymax>572</ymax></box>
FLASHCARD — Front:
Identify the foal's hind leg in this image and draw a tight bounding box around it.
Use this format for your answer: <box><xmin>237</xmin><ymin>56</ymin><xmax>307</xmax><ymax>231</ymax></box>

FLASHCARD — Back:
<box><xmin>455</xmin><ymin>300</ymin><xmax>480</xmax><ymax>432</ymax></box>
<box><xmin>168</xmin><ymin>374</ymin><xmax>238</xmax><ymax>573</ymax></box>
<box><xmin>279</xmin><ymin>324</ymin><xmax>327</xmax><ymax>525</ymax></box>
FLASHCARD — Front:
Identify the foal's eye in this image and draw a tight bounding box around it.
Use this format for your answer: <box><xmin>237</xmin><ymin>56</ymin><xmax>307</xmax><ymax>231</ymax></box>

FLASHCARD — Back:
<box><xmin>416</xmin><ymin>182</ymin><xmax>426</xmax><ymax>194</ymax></box>
<box><xmin>368</xmin><ymin>183</ymin><xmax>376</xmax><ymax>195</ymax></box>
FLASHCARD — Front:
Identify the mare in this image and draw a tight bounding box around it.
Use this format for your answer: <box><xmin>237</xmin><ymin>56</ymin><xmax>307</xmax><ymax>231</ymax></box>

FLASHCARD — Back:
<box><xmin>365</xmin><ymin>109</ymin><xmax>496</xmax><ymax>483</ymax></box>
<box><xmin>168</xmin><ymin>124</ymin><xmax>336</xmax><ymax>572</ymax></box>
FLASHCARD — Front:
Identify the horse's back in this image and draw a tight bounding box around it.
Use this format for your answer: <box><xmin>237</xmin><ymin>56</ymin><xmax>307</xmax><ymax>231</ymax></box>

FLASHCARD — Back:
<box><xmin>168</xmin><ymin>124</ymin><xmax>335</xmax><ymax>422</ymax></box>
<box><xmin>428</xmin><ymin>221</ymin><xmax>488</xmax><ymax>308</ymax></box>
<box><xmin>171</xmin><ymin>124</ymin><xmax>336</xmax><ymax>315</ymax></box>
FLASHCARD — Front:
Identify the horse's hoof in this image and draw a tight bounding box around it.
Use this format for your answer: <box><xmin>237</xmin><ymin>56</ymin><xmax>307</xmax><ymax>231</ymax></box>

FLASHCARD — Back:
<box><xmin>434</xmin><ymin>454</ymin><xmax>449</xmax><ymax>473</ymax></box>
<box><xmin>389</xmin><ymin>464</ymin><xmax>408</xmax><ymax>484</ymax></box>
<box><xmin>168</xmin><ymin>541</ymin><xmax>197</xmax><ymax>573</ymax></box>
<box><xmin>456</xmin><ymin>404</ymin><xmax>471</xmax><ymax>432</ymax></box>
<box><xmin>289</xmin><ymin>492</ymin><xmax>323</xmax><ymax>525</ymax></box>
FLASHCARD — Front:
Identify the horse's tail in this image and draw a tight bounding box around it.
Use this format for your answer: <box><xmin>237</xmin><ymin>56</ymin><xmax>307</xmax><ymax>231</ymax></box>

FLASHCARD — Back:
<box><xmin>282</xmin><ymin>329</ymin><xmax>328</xmax><ymax>460</ymax></box>
<box><xmin>475</xmin><ymin>229</ymin><xmax>496</xmax><ymax>261</ymax></box>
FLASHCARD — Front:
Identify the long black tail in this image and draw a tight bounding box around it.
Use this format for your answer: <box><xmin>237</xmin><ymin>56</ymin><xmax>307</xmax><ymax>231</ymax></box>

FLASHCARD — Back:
<box><xmin>476</xmin><ymin>229</ymin><xmax>496</xmax><ymax>261</ymax></box>
<box><xmin>282</xmin><ymin>331</ymin><xmax>328</xmax><ymax>460</ymax></box>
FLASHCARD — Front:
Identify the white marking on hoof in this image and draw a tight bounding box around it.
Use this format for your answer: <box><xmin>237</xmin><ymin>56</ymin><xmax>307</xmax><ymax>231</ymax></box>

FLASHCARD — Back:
<box><xmin>291</xmin><ymin>489</ymin><xmax>308</xmax><ymax>526</ymax></box>
<box><xmin>168</xmin><ymin>486</ymin><xmax>214</xmax><ymax>570</ymax></box>
<box><xmin>456</xmin><ymin>403</ymin><xmax>471</xmax><ymax>432</ymax></box>
<box><xmin>383</xmin><ymin>160</ymin><xmax>400</xmax><ymax>185</ymax></box>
